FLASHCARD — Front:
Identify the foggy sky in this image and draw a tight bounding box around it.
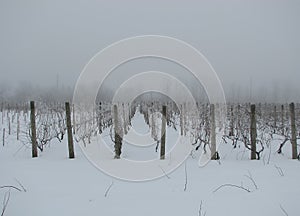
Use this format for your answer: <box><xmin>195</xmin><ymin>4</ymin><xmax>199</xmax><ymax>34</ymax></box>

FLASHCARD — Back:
<box><xmin>0</xmin><ymin>0</ymin><xmax>299</xmax><ymax>102</ymax></box>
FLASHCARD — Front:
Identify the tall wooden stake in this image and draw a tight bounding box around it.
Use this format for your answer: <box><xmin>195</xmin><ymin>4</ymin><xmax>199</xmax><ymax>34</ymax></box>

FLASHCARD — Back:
<box><xmin>210</xmin><ymin>104</ymin><xmax>217</xmax><ymax>160</ymax></box>
<box><xmin>99</xmin><ymin>102</ymin><xmax>103</xmax><ymax>134</ymax></box>
<box><xmin>229</xmin><ymin>105</ymin><xmax>234</xmax><ymax>136</ymax></box>
<box><xmin>289</xmin><ymin>103</ymin><xmax>297</xmax><ymax>159</ymax></box>
<box><xmin>66</xmin><ymin>102</ymin><xmax>75</xmax><ymax>159</ymax></box>
<box><xmin>274</xmin><ymin>105</ymin><xmax>277</xmax><ymax>128</ymax></box>
<box><xmin>180</xmin><ymin>104</ymin><xmax>184</xmax><ymax>136</ymax></box>
<box><xmin>160</xmin><ymin>105</ymin><xmax>167</xmax><ymax>160</ymax></box>
<box><xmin>2</xmin><ymin>128</ymin><xmax>5</xmax><ymax>146</ymax></box>
<box><xmin>30</xmin><ymin>101</ymin><xmax>38</xmax><ymax>158</ymax></box>
<box><xmin>113</xmin><ymin>105</ymin><xmax>122</xmax><ymax>159</ymax></box>
<box><xmin>281</xmin><ymin>104</ymin><xmax>284</xmax><ymax>135</ymax></box>
<box><xmin>17</xmin><ymin>113</ymin><xmax>20</xmax><ymax>140</ymax></box>
<box><xmin>250</xmin><ymin>104</ymin><xmax>257</xmax><ymax>160</ymax></box>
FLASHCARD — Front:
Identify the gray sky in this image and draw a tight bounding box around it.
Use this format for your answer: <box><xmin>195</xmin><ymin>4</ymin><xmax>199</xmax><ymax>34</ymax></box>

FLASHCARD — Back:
<box><xmin>0</xmin><ymin>0</ymin><xmax>299</xmax><ymax>102</ymax></box>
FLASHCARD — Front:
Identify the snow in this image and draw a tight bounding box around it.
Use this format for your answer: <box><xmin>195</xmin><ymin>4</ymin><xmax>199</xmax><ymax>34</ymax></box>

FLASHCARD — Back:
<box><xmin>1</xmin><ymin>111</ymin><xmax>300</xmax><ymax>216</ymax></box>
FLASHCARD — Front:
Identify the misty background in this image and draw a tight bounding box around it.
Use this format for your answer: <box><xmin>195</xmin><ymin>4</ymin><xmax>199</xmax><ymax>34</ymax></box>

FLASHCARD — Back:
<box><xmin>0</xmin><ymin>0</ymin><xmax>299</xmax><ymax>103</ymax></box>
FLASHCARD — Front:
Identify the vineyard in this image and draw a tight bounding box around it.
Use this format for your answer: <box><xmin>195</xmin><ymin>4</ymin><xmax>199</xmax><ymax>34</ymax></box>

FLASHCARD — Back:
<box><xmin>1</xmin><ymin>101</ymin><xmax>299</xmax><ymax>161</ymax></box>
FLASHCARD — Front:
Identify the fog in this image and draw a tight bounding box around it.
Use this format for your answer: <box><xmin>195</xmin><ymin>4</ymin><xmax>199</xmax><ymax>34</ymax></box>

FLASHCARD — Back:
<box><xmin>0</xmin><ymin>0</ymin><xmax>299</xmax><ymax>103</ymax></box>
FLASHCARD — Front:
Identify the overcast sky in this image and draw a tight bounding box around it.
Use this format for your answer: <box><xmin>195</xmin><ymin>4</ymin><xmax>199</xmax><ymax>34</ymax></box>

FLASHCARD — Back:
<box><xmin>0</xmin><ymin>0</ymin><xmax>299</xmax><ymax>102</ymax></box>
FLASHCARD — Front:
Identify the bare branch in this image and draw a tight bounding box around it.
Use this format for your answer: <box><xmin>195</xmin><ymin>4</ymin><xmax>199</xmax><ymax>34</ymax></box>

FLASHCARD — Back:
<box><xmin>279</xmin><ymin>204</ymin><xmax>289</xmax><ymax>216</ymax></box>
<box><xmin>158</xmin><ymin>165</ymin><xmax>170</xmax><ymax>179</ymax></box>
<box><xmin>244</xmin><ymin>171</ymin><xmax>258</xmax><ymax>190</ymax></box>
<box><xmin>1</xmin><ymin>190</ymin><xmax>10</xmax><ymax>216</ymax></box>
<box><xmin>213</xmin><ymin>183</ymin><xmax>251</xmax><ymax>193</ymax></box>
<box><xmin>198</xmin><ymin>200</ymin><xmax>207</xmax><ymax>216</ymax></box>
<box><xmin>184</xmin><ymin>162</ymin><xmax>188</xmax><ymax>192</ymax></box>
<box><xmin>274</xmin><ymin>165</ymin><xmax>284</xmax><ymax>177</ymax></box>
<box><xmin>0</xmin><ymin>186</ymin><xmax>21</xmax><ymax>192</ymax></box>
<box><xmin>277</xmin><ymin>138</ymin><xmax>289</xmax><ymax>154</ymax></box>
<box><xmin>104</xmin><ymin>181</ymin><xmax>114</xmax><ymax>198</ymax></box>
<box><xmin>14</xmin><ymin>178</ymin><xmax>27</xmax><ymax>192</ymax></box>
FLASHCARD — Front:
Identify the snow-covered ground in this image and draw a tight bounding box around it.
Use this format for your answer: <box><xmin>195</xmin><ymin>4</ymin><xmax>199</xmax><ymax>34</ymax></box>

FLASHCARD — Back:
<box><xmin>1</xmin><ymin>111</ymin><xmax>299</xmax><ymax>216</ymax></box>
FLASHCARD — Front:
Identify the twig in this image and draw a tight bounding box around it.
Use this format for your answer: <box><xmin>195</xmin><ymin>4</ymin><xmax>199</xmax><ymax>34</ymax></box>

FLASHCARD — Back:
<box><xmin>198</xmin><ymin>200</ymin><xmax>207</xmax><ymax>216</ymax></box>
<box><xmin>1</xmin><ymin>190</ymin><xmax>10</xmax><ymax>216</ymax></box>
<box><xmin>279</xmin><ymin>204</ymin><xmax>289</xmax><ymax>216</ymax></box>
<box><xmin>158</xmin><ymin>165</ymin><xmax>170</xmax><ymax>179</ymax></box>
<box><xmin>14</xmin><ymin>178</ymin><xmax>27</xmax><ymax>192</ymax></box>
<box><xmin>104</xmin><ymin>181</ymin><xmax>114</xmax><ymax>198</ymax></box>
<box><xmin>274</xmin><ymin>165</ymin><xmax>284</xmax><ymax>177</ymax></box>
<box><xmin>184</xmin><ymin>162</ymin><xmax>188</xmax><ymax>192</ymax></box>
<box><xmin>213</xmin><ymin>183</ymin><xmax>251</xmax><ymax>193</ymax></box>
<box><xmin>277</xmin><ymin>138</ymin><xmax>289</xmax><ymax>154</ymax></box>
<box><xmin>0</xmin><ymin>186</ymin><xmax>21</xmax><ymax>192</ymax></box>
<box><xmin>244</xmin><ymin>171</ymin><xmax>258</xmax><ymax>190</ymax></box>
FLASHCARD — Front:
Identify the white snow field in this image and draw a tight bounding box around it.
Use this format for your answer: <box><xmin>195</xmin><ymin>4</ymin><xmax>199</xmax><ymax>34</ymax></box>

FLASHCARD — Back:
<box><xmin>1</xmin><ymin>111</ymin><xmax>300</xmax><ymax>216</ymax></box>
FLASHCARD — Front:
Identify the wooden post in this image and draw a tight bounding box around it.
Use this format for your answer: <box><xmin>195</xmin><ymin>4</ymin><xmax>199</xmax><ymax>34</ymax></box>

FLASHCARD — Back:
<box><xmin>210</xmin><ymin>104</ymin><xmax>217</xmax><ymax>160</ymax></box>
<box><xmin>183</xmin><ymin>103</ymin><xmax>187</xmax><ymax>136</ymax></box>
<box><xmin>151</xmin><ymin>106</ymin><xmax>156</xmax><ymax>140</ymax></box>
<box><xmin>160</xmin><ymin>105</ymin><xmax>167</xmax><ymax>160</ymax></box>
<box><xmin>237</xmin><ymin>104</ymin><xmax>241</xmax><ymax>130</ymax></box>
<box><xmin>98</xmin><ymin>102</ymin><xmax>102</xmax><ymax>134</ymax></box>
<box><xmin>2</xmin><ymin>128</ymin><xmax>5</xmax><ymax>146</ymax></box>
<box><xmin>180</xmin><ymin>104</ymin><xmax>184</xmax><ymax>136</ymax></box>
<box><xmin>30</xmin><ymin>101</ymin><xmax>38</xmax><ymax>158</ymax></box>
<box><xmin>289</xmin><ymin>103</ymin><xmax>297</xmax><ymax>159</ymax></box>
<box><xmin>8</xmin><ymin>116</ymin><xmax>11</xmax><ymax>135</ymax></box>
<box><xmin>281</xmin><ymin>104</ymin><xmax>285</xmax><ymax>135</ymax></box>
<box><xmin>113</xmin><ymin>105</ymin><xmax>122</xmax><ymax>159</ymax></box>
<box><xmin>250</xmin><ymin>104</ymin><xmax>257</xmax><ymax>160</ymax></box>
<box><xmin>17</xmin><ymin>113</ymin><xmax>20</xmax><ymax>140</ymax></box>
<box><xmin>65</xmin><ymin>102</ymin><xmax>75</xmax><ymax>159</ymax></box>
<box><xmin>229</xmin><ymin>105</ymin><xmax>234</xmax><ymax>136</ymax></box>
<box><xmin>274</xmin><ymin>105</ymin><xmax>277</xmax><ymax>128</ymax></box>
